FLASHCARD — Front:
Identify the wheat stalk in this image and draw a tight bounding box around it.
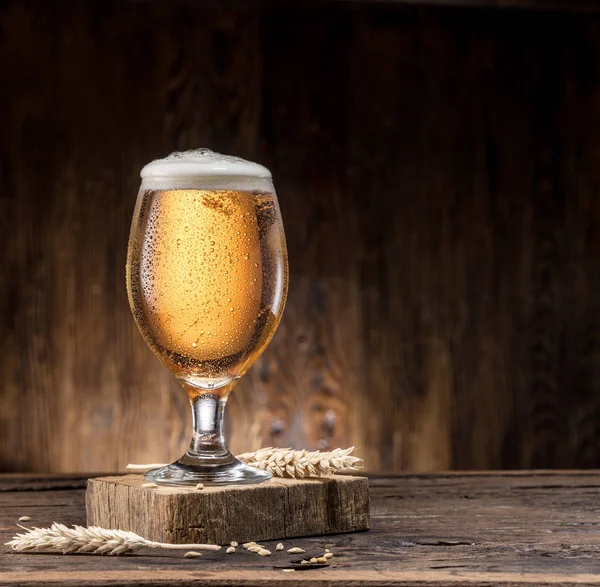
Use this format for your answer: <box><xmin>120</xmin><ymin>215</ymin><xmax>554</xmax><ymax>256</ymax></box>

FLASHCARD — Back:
<box><xmin>5</xmin><ymin>523</ymin><xmax>221</xmax><ymax>556</ymax></box>
<box><xmin>127</xmin><ymin>447</ymin><xmax>362</xmax><ymax>478</ymax></box>
<box><xmin>237</xmin><ymin>447</ymin><xmax>362</xmax><ymax>478</ymax></box>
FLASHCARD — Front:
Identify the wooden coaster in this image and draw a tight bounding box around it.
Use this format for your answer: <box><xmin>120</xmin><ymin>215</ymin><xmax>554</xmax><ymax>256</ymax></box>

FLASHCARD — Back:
<box><xmin>86</xmin><ymin>474</ymin><xmax>369</xmax><ymax>545</ymax></box>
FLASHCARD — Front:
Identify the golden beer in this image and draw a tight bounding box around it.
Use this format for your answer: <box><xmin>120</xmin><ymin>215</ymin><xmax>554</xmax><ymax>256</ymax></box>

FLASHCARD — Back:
<box><xmin>127</xmin><ymin>188</ymin><xmax>287</xmax><ymax>392</ymax></box>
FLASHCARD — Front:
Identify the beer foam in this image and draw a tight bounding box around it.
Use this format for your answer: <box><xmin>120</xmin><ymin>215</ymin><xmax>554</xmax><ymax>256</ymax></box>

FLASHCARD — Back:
<box><xmin>140</xmin><ymin>149</ymin><xmax>273</xmax><ymax>191</ymax></box>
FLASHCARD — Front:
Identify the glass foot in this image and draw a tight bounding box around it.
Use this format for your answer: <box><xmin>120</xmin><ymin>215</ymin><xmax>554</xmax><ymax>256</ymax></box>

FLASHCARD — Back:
<box><xmin>144</xmin><ymin>456</ymin><xmax>272</xmax><ymax>486</ymax></box>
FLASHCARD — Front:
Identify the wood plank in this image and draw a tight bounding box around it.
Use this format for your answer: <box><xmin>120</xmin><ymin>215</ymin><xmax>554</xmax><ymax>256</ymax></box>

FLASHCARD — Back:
<box><xmin>0</xmin><ymin>475</ymin><xmax>90</xmax><ymax>492</ymax></box>
<box><xmin>2</xmin><ymin>570</ymin><xmax>600</xmax><ymax>586</ymax></box>
<box><xmin>3</xmin><ymin>2</ymin><xmax>600</xmax><ymax>475</ymax></box>
<box><xmin>85</xmin><ymin>474</ymin><xmax>370</xmax><ymax>544</ymax></box>
<box><xmin>362</xmin><ymin>0</ymin><xmax>600</xmax><ymax>13</ymax></box>
<box><xmin>2</xmin><ymin>473</ymin><xmax>600</xmax><ymax>585</ymax></box>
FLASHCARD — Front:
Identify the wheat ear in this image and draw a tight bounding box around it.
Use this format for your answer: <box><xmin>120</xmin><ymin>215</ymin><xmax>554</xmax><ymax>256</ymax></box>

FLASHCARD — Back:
<box><xmin>127</xmin><ymin>446</ymin><xmax>362</xmax><ymax>478</ymax></box>
<box><xmin>6</xmin><ymin>523</ymin><xmax>221</xmax><ymax>555</ymax></box>
<box><xmin>237</xmin><ymin>447</ymin><xmax>362</xmax><ymax>478</ymax></box>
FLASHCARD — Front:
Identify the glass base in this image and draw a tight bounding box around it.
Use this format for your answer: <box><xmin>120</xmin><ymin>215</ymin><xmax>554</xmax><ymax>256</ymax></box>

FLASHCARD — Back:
<box><xmin>144</xmin><ymin>456</ymin><xmax>272</xmax><ymax>486</ymax></box>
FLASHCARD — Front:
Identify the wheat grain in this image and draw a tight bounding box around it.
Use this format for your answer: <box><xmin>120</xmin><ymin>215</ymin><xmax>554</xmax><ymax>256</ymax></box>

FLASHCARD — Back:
<box><xmin>17</xmin><ymin>516</ymin><xmax>31</xmax><ymax>522</ymax></box>
<box><xmin>127</xmin><ymin>447</ymin><xmax>362</xmax><ymax>478</ymax></box>
<box><xmin>226</xmin><ymin>546</ymin><xmax>236</xmax><ymax>553</ymax></box>
<box><xmin>257</xmin><ymin>548</ymin><xmax>271</xmax><ymax>556</ymax></box>
<box><xmin>184</xmin><ymin>551</ymin><xmax>202</xmax><ymax>558</ymax></box>
<box><xmin>230</xmin><ymin>541</ymin><xmax>238</xmax><ymax>547</ymax></box>
<box><xmin>5</xmin><ymin>523</ymin><xmax>221</xmax><ymax>556</ymax></box>
<box><xmin>287</xmin><ymin>547</ymin><xmax>305</xmax><ymax>554</ymax></box>
<box><xmin>276</xmin><ymin>543</ymin><xmax>284</xmax><ymax>551</ymax></box>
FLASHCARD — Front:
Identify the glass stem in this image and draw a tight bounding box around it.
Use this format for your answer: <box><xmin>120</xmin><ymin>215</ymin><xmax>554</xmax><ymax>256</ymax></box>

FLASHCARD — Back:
<box><xmin>187</xmin><ymin>393</ymin><xmax>232</xmax><ymax>460</ymax></box>
<box><xmin>146</xmin><ymin>384</ymin><xmax>271</xmax><ymax>484</ymax></box>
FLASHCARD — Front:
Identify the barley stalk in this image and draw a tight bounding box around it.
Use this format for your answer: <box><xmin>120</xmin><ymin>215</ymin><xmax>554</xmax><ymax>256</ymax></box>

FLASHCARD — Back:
<box><xmin>127</xmin><ymin>447</ymin><xmax>362</xmax><ymax>479</ymax></box>
<box><xmin>5</xmin><ymin>523</ymin><xmax>221</xmax><ymax>556</ymax></box>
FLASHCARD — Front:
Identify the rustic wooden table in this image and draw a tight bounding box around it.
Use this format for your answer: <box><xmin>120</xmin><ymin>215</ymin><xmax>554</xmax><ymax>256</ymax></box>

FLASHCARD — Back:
<box><xmin>1</xmin><ymin>472</ymin><xmax>600</xmax><ymax>586</ymax></box>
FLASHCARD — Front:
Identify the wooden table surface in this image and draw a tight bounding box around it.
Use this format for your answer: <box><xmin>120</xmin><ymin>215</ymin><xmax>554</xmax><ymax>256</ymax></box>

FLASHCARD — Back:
<box><xmin>2</xmin><ymin>472</ymin><xmax>600</xmax><ymax>586</ymax></box>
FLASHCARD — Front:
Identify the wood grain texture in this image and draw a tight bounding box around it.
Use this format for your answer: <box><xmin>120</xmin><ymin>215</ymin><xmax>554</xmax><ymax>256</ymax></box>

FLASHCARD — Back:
<box><xmin>86</xmin><ymin>474</ymin><xmax>369</xmax><ymax>544</ymax></box>
<box><xmin>3</xmin><ymin>472</ymin><xmax>600</xmax><ymax>585</ymax></box>
<box><xmin>2</xmin><ymin>1</ymin><xmax>600</xmax><ymax>473</ymax></box>
<box><xmin>374</xmin><ymin>0</ymin><xmax>600</xmax><ymax>12</ymax></box>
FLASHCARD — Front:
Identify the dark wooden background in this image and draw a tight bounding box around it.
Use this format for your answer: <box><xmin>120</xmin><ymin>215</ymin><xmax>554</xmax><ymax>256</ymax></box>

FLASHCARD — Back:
<box><xmin>2</xmin><ymin>0</ymin><xmax>600</xmax><ymax>474</ymax></box>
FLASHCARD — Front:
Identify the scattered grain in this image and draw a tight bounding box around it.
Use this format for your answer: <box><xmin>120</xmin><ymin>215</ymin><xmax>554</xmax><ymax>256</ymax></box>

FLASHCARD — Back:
<box><xmin>257</xmin><ymin>548</ymin><xmax>271</xmax><ymax>556</ymax></box>
<box><xmin>324</xmin><ymin>552</ymin><xmax>334</xmax><ymax>559</ymax></box>
<box><xmin>276</xmin><ymin>543</ymin><xmax>284</xmax><ymax>551</ymax></box>
<box><xmin>184</xmin><ymin>551</ymin><xmax>202</xmax><ymax>558</ymax></box>
<box><xmin>287</xmin><ymin>547</ymin><xmax>305</xmax><ymax>554</ymax></box>
<box><xmin>309</xmin><ymin>557</ymin><xmax>318</xmax><ymax>563</ymax></box>
<box><xmin>195</xmin><ymin>483</ymin><xmax>204</xmax><ymax>490</ymax></box>
<box><xmin>317</xmin><ymin>556</ymin><xmax>327</xmax><ymax>563</ymax></box>
<box><xmin>17</xmin><ymin>516</ymin><xmax>31</xmax><ymax>522</ymax></box>
<box><xmin>226</xmin><ymin>546</ymin><xmax>236</xmax><ymax>554</ymax></box>
<box><xmin>282</xmin><ymin>569</ymin><xmax>296</xmax><ymax>572</ymax></box>
<box><xmin>230</xmin><ymin>541</ymin><xmax>238</xmax><ymax>547</ymax></box>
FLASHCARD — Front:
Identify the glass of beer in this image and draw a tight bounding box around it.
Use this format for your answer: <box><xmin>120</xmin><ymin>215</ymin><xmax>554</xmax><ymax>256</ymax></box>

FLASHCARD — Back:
<box><xmin>126</xmin><ymin>149</ymin><xmax>288</xmax><ymax>485</ymax></box>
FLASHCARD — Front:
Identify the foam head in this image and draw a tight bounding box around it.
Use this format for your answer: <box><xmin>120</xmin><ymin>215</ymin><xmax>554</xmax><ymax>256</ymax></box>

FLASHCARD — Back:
<box><xmin>140</xmin><ymin>149</ymin><xmax>273</xmax><ymax>191</ymax></box>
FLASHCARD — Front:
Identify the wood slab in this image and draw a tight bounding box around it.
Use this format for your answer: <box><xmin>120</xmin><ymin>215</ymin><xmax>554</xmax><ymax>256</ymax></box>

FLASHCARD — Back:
<box><xmin>85</xmin><ymin>474</ymin><xmax>370</xmax><ymax>545</ymax></box>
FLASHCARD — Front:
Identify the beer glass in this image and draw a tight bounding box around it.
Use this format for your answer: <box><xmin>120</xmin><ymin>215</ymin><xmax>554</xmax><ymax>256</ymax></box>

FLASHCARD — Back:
<box><xmin>126</xmin><ymin>149</ymin><xmax>288</xmax><ymax>485</ymax></box>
